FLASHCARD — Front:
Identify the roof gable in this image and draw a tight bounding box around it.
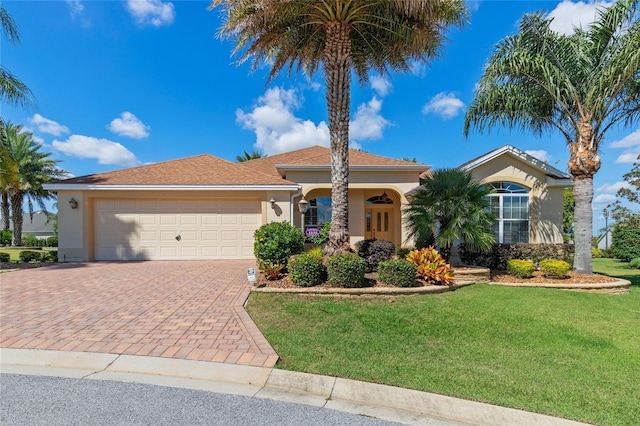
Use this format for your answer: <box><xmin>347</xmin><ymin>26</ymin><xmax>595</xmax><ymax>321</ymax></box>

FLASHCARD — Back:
<box><xmin>459</xmin><ymin>145</ymin><xmax>571</xmax><ymax>180</ymax></box>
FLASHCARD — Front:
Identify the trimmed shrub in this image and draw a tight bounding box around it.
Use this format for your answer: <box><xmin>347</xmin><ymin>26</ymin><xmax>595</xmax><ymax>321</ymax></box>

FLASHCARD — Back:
<box><xmin>539</xmin><ymin>258</ymin><xmax>571</xmax><ymax>279</ymax></box>
<box><xmin>305</xmin><ymin>246</ymin><xmax>323</xmax><ymax>258</ymax></box>
<box><xmin>629</xmin><ymin>258</ymin><xmax>640</xmax><ymax>269</ymax></box>
<box><xmin>42</xmin><ymin>251</ymin><xmax>58</xmax><ymax>262</ymax></box>
<box><xmin>254</xmin><ymin>221</ymin><xmax>304</xmax><ymax>268</ymax></box>
<box><xmin>611</xmin><ymin>218</ymin><xmax>640</xmax><ymax>262</ymax></box>
<box><xmin>406</xmin><ymin>247</ymin><xmax>455</xmax><ymax>285</ymax></box>
<box><xmin>327</xmin><ymin>253</ymin><xmax>366</xmax><ymax>288</ymax></box>
<box><xmin>22</xmin><ymin>234</ymin><xmax>40</xmax><ymax>247</ymax></box>
<box><xmin>0</xmin><ymin>252</ymin><xmax>10</xmax><ymax>262</ymax></box>
<box><xmin>19</xmin><ymin>250</ymin><xmax>43</xmax><ymax>263</ymax></box>
<box><xmin>306</xmin><ymin>221</ymin><xmax>331</xmax><ymax>245</ymax></box>
<box><xmin>460</xmin><ymin>243</ymin><xmax>574</xmax><ymax>269</ymax></box>
<box><xmin>591</xmin><ymin>247</ymin><xmax>605</xmax><ymax>258</ymax></box>
<box><xmin>289</xmin><ymin>253</ymin><xmax>326</xmax><ymax>287</ymax></box>
<box><xmin>506</xmin><ymin>259</ymin><xmax>535</xmax><ymax>279</ymax></box>
<box><xmin>395</xmin><ymin>246</ymin><xmax>413</xmax><ymax>260</ymax></box>
<box><xmin>46</xmin><ymin>236</ymin><xmax>58</xmax><ymax>247</ymax></box>
<box><xmin>355</xmin><ymin>239</ymin><xmax>395</xmax><ymax>272</ymax></box>
<box><xmin>378</xmin><ymin>259</ymin><xmax>417</xmax><ymax>287</ymax></box>
<box><xmin>0</xmin><ymin>230</ymin><xmax>12</xmax><ymax>246</ymax></box>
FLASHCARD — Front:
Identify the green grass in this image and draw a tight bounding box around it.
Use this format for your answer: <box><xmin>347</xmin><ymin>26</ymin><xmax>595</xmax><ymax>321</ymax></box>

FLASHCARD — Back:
<box><xmin>246</xmin><ymin>259</ymin><xmax>640</xmax><ymax>425</ymax></box>
<box><xmin>0</xmin><ymin>247</ymin><xmax>54</xmax><ymax>262</ymax></box>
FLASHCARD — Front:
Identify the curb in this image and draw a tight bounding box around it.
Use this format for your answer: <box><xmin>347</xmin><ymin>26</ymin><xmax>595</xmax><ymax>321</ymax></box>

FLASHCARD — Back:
<box><xmin>488</xmin><ymin>278</ymin><xmax>631</xmax><ymax>294</ymax></box>
<box><xmin>0</xmin><ymin>348</ymin><xmax>590</xmax><ymax>426</ymax></box>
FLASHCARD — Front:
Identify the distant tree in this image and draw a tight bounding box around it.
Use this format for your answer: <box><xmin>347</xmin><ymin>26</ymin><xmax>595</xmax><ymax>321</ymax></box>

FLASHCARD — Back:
<box><xmin>606</xmin><ymin>154</ymin><xmax>640</xmax><ymax>222</ymax></box>
<box><xmin>401</xmin><ymin>157</ymin><xmax>417</xmax><ymax>163</ymax></box>
<box><xmin>464</xmin><ymin>0</ymin><xmax>640</xmax><ymax>274</ymax></box>
<box><xmin>0</xmin><ymin>5</ymin><xmax>34</xmax><ymax>107</ymax></box>
<box><xmin>0</xmin><ymin>122</ymin><xmax>66</xmax><ymax>246</ymax></box>
<box><xmin>235</xmin><ymin>150</ymin><xmax>264</xmax><ymax>162</ymax></box>
<box><xmin>212</xmin><ymin>0</ymin><xmax>467</xmax><ymax>256</ymax></box>
<box><xmin>404</xmin><ymin>168</ymin><xmax>495</xmax><ymax>262</ymax></box>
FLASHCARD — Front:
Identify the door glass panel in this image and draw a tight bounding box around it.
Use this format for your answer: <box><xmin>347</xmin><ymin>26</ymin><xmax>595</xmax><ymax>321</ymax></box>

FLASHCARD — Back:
<box><xmin>376</xmin><ymin>212</ymin><xmax>381</xmax><ymax>232</ymax></box>
<box><xmin>366</xmin><ymin>211</ymin><xmax>371</xmax><ymax>232</ymax></box>
<box><xmin>384</xmin><ymin>212</ymin><xmax>389</xmax><ymax>232</ymax></box>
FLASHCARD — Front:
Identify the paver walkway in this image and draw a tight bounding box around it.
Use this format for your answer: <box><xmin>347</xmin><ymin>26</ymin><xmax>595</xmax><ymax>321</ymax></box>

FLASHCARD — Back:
<box><xmin>0</xmin><ymin>261</ymin><xmax>279</xmax><ymax>367</ymax></box>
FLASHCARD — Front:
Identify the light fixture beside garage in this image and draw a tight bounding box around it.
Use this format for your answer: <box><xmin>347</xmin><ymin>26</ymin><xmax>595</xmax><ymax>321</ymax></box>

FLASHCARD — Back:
<box><xmin>269</xmin><ymin>198</ymin><xmax>276</xmax><ymax>209</ymax></box>
<box><xmin>69</xmin><ymin>198</ymin><xmax>79</xmax><ymax>210</ymax></box>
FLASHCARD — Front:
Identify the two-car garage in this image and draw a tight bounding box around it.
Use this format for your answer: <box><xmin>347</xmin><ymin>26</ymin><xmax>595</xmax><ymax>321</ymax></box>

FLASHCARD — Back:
<box><xmin>93</xmin><ymin>199</ymin><xmax>261</xmax><ymax>261</ymax></box>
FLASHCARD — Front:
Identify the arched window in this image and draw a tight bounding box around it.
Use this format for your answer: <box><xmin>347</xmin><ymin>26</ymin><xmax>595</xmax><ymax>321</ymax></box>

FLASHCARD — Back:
<box><xmin>366</xmin><ymin>192</ymin><xmax>393</xmax><ymax>205</ymax></box>
<box><xmin>487</xmin><ymin>182</ymin><xmax>530</xmax><ymax>243</ymax></box>
<box><xmin>304</xmin><ymin>197</ymin><xmax>331</xmax><ymax>233</ymax></box>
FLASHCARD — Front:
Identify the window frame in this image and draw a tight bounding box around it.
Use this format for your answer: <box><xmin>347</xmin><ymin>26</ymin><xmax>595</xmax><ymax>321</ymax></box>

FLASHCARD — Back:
<box><xmin>487</xmin><ymin>182</ymin><xmax>530</xmax><ymax>244</ymax></box>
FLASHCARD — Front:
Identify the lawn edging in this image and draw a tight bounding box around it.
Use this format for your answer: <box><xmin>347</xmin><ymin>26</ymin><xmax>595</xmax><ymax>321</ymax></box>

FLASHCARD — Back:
<box><xmin>488</xmin><ymin>277</ymin><xmax>631</xmax><ymax>294</ymax></box>
<box><xmin>251</xmin><ymin>281</ymin><xmax>475</xmax><ymax>295</ymax></box>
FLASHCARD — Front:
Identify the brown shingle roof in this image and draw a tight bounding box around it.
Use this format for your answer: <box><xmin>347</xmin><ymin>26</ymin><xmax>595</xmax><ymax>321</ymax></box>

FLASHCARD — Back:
<box><xmin>56</xmin><ymin>154</ymin><xmax>295</xmax><ymax>186</ymax></box>
<box><xmin>244</xmin><ymin>145</ymin><xmax>425</xmax><ymax>177</ymax></box>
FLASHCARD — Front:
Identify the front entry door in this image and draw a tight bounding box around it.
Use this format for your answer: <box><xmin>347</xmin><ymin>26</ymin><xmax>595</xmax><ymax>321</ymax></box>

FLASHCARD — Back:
<box><xmin>365</xmin><ymin>207</ymin><xmax>394</xmax><ymax>242</ymax></box>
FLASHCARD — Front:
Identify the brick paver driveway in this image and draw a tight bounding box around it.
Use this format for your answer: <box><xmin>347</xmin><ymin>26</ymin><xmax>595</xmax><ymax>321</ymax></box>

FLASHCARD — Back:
<box><xmin>0</xmin><ymin>261</ymin><xmax>278</xmax><ymax>367</ymax></box>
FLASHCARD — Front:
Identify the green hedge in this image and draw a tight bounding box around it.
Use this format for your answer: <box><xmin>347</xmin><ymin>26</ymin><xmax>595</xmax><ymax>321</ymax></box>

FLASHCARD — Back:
<box><xmin>355</xmin><ymin>239</ymin><xmax>395</xmax><ymax>272</ymax></box>
<box><xmin>461</xmin><ymin>243</ymin><xmax>574</xmax><ymax>270</ymax></box>
<box><xmin>253</xmin><ymin>221</ymin><xmax>304</xmax><ymax>268</ymax></box>
<box><xmin>19</xmin><ymin>251</ymin><xmax>43</xmax><ymax>262</ymax></box>
<box><xmin>378</xmin><ymin>259</ymin><xmax>416</xmax><ymax>287</ymax></box>
<box><xmin>289</xmin><ymin>253</ymin><xmax>326</xmax><ymax>287</ymax></box>
<box><xmin>327</xmin><ymin>253</ymin><xmax>366</xmax><ymax>288</ymax></box>
<box><xmin>611</xmin><ymin>218</ymin><xmax>640</xmax><ymax>262</ymax></box>
<box><xmin>0</xmin><ymin>252</ymin><xmax>10</xmax><ymax>262</ymax></box>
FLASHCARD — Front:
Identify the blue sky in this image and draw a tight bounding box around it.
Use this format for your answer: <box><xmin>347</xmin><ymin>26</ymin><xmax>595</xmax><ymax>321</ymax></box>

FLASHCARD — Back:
<box><xmin>2</xmin><ymin>0</ymin><xmax>639</xmax><ymax>233</ymax></box>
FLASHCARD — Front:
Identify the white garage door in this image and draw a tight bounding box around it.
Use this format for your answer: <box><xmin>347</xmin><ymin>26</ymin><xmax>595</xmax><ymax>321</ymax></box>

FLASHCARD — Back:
<box><xmin>94</xmin><ymin>199</ymin><xmax>261</xmax><ymax>260</ymax></box>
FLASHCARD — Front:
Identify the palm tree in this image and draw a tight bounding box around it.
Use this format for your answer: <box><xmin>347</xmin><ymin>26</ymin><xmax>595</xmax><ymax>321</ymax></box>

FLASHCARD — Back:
<box><xmin>211</xmin><ymin>0</ymin><xmax>467</xmax><ymax>255</ymax></box>
<box><xmin>0</xmin><ymin>122</ymin><xmax>65</xmax><ymax>246</ymax></box>
<box><xmin>235</xmin><ymin>150</ymin><xmax>264</xmax><ymax>162</ymax></box>
<box><xmin>0</xmin><ymin>5</ymin><xmax>34</xmax><ymax>107</ymax></box>
<box><xmin>404</xmin><ymin>168</ymin><xmax>495</xmax><ymax>262</ymax></box>
<box><xmin>464</xmin><ymin>0</ymin><xmax>640</xmax><ymax>274</ymax></box>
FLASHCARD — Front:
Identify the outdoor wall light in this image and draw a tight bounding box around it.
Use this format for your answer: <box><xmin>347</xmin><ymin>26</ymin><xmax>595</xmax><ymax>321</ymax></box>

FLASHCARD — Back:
<box><xmin>69</xmin><ymin>198</ymin><xmax>79</xmax><ymax>210</ymax></box>
<box><xmin>269</xmin><ymin>198</ymin><xmax>276</xmax><ymax>209</ymax></box>
<box><xmin>298</xmin><ymin>198</ymin><xmax>308</xmax><ymax>214</ymax></box>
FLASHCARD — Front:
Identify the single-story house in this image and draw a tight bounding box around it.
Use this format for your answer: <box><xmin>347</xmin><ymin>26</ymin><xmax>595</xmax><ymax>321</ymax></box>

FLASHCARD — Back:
<box><xmin>596</xmin><ymin>228</ymin><xmax>613</xmax><ymax>250</ymax></box>
<box><xmin>44</xmin><ymin>144</ymin><xmax>571</xmax><ymax>262</ymax></box>
<box><xmin>9</xmin><ymin>210</ymin><xmax>55</xmax><ymax>240</ymax></box>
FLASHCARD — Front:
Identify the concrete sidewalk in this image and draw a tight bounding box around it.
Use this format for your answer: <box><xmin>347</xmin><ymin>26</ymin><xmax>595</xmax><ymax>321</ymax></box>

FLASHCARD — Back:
<box><xmin>0</xmin><ymin>348</ymin><xmax>589</xmax><ymax>426</ymax></box>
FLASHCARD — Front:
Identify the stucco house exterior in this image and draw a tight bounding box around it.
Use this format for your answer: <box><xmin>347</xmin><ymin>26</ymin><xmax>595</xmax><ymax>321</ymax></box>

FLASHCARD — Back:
<box><xmin>45</xmin><ymin>145</ymin><xmax>571</xmax><ymax>262</ymax></box>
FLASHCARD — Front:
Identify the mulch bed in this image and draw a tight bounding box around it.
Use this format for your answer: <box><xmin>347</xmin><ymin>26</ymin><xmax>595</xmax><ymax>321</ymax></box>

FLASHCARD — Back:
<box><xmin>0</xmin><ymin>262</ymin><xmax>55</xmax><ymax>272</ymax></box>
<box><xmin>490</xmin><ymin>270</ymin><xmax>618</xmax><ymax>285</ymax></box>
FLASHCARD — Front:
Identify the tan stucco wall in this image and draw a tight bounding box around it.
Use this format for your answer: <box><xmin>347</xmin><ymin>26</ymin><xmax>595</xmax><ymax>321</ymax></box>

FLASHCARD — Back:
<box><xmin>467</xmin><ymin>155</ymin><xmax>570</xmax><ymax>244</ymax></box>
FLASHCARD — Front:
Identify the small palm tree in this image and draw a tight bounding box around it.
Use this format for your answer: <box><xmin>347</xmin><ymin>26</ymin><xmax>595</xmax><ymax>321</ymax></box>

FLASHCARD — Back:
<box><xmin>464</xmin><ymin>0</ymin><xmax>640</xmax><ymax>274</ymax></box>
<box><xmin>0</xmin><ymin>122</ymin><xmax>66</xmax><ymax>246</ymax></box>
<box><xmin>404</xmin><ymin>168</ymin><xmax>495</xmax><ymax>262</ymax></box>
<box><xmin>211</xmin><ymin>0</ymin><xmax>467</xmax><ymax>255</ymax></box>
<box><xmin>235</xmin><ymin>150</ymin><xmax>264</xmax><ymax>162</ymax></box>
<box><xmin>0</xmin><ymin>5</ymin><xmax>34</xmax><ymax>107</ymax></box>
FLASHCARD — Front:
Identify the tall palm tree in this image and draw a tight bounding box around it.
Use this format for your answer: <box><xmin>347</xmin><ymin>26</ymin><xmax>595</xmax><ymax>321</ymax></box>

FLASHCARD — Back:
<box><xmin>0</xmin><ymin>121</ymin><xmax>65</xmax><ymax>246</ymax></box>
<box><xmin>211</xmin><ymin>0</ymin><xmax>467</xmax><ymax>255</ymax></box>
<box><xmin>404</xmin><ymin>168</ymin><xmax>495</xmax><ymax>262</ymax></box>
<box><xmin>0</xmin><ymin>4</ymin><xmax>34</xmax><ymax>107</ymax></box>
<box><xmin>235</xmin><ymin>150</ymin><xmax>264</xmax><ymax>162</ymax></box>
<box><xmin>464</xmin><ymin>0</ymin><xmax>640</xmax><ymax>274</ymax></box>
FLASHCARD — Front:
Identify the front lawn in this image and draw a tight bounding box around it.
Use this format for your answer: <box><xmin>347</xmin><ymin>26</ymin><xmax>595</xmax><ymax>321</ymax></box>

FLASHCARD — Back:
<box><xmin>246</xmin><ymin>258</ymin><xmax>640</xmax><ymax>425</ymax></box>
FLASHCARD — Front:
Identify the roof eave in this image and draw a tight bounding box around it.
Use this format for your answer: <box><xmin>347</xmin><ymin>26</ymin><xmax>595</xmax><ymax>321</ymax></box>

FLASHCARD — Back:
<box><xmin>275</xmin><ymin>164</ymin><xmax>430</xmax><ymax>177</ymax></box>
<box><xmin>43</xmin><ymin>184</ymin><xmax>301</xmax><ymax>191</ymax></box>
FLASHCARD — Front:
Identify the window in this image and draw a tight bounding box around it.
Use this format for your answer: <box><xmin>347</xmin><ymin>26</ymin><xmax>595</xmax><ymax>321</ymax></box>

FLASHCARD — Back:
<box><xmin>487</xmin><ymin>182</ymin><xmax>529</xmax><ymax>243</ymax></box>
<box><xmin>304</xmin><ymin>197</ymin><xmax>331</xmax><ymax>234</ymax></box>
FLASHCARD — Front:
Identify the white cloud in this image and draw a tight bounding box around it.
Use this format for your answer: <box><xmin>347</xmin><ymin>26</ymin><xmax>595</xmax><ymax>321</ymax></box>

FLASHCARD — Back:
<box><xmin>422</xmin><ymin>92</ymin><xmax>465</xmax><ymax>119</ymax></box>
<box><xmin>349</xmin><ymin>97</ymin><xmax>389</xmax><ymax>141</ymax></box>
<box><xmin>525</xmin><ymin>150</ymin><xmax>551</xmax><ymax>162</ymax></box>
<box><xmin>610</xmin><ymin>129</ymin><xmax>640</xmax><ymax>148</ymax></box>
<box><xmin>597</xmin><ymin>181</ymin><xmax>631</xmax><ymax>193</ymax></box>
<box><xmin>108</xmin><ymin>112</ymin><xmax>150</xmax><ymax>139</ymax></box>
<box><xmin>67</xmin><ymin>0</ymin><xmax>84</xmax><ymax>18</ymax></box>
<box><xmin>409</xmin><ymin>61</ymin><xmax>426</xmax><ymax>77</ymax></box>
<box><xmin>370</xmin><ymin>75</ymin><xmax>392</xmax><ymax>97</ymax></box>
<box><xmin>615</xmin><ymin>151</ymin><xmax>640</xmax><ymax>163</ymax></box>
<box><xmin>547</xmin><ymin>1</ymin><xmax>613</xmax><ymax>35</ymax></box>
<box><xmin>237</xmin><ymin>87</ymin><xmax>390</xmax><ymax>155</ymax></box>
<box><xmin>32</xmin><ymin>135</ymin><xmax>45</xmax><ymax>145</ymax></box>
<box><xmin>126</xmin><ymin>0</ymin><xmax>175</xmax><ymax>27</ymax></box>
<box><xmin>30</xmin><ymin>114</ymin><xmax>70</xmax><ymax>136</ymax></box>
<box><xmin>593</xmin><ymin>193</ymin><xmax>617</xmax><ymax>204</ymax></box>
<box><xmin>52</xmin><ymin>135</ymin><xmax>140</xmax><ymax>167</ymax></box>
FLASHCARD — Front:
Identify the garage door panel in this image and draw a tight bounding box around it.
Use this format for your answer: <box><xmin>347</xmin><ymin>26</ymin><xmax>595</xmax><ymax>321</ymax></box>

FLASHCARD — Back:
<box><xmin>94</xmin><ymin>199</ymin><xmax>260</xmax><ymax>260</ymax></box>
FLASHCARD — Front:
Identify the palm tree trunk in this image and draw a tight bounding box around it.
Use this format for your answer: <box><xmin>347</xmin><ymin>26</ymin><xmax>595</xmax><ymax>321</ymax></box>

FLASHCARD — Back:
<box><xmin>323</xmin><ymin>21</ymin><xmax>351</xmax><ymax>256</ymax></box>
<box><xmin>568</xmin><ymin>123</ymin><xmax>600</xmax><ymax>275</ymax></box>
<box><xmin>1</xmin><ymin>191</ymin><xmax>9</xmax><ymax>230</ymax></box>
<box><xmin>9</xmin><ymin>192</ymin><xmax>23</xmax><ymax>246</ymax></box>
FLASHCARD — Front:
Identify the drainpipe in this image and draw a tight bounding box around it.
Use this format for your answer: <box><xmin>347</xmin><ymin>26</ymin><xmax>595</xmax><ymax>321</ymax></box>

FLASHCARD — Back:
<box><xmin>290</xmin><ymin>185</ymin><xmax>303</xmax><ymax>227</ymax></box>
